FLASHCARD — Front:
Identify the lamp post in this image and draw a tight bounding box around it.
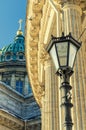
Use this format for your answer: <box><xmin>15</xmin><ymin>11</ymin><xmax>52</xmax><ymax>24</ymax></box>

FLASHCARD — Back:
<box><xmin>46</xmin><ymin>33</ymin><xmax>81</xmax><ymax>130</ymax></box>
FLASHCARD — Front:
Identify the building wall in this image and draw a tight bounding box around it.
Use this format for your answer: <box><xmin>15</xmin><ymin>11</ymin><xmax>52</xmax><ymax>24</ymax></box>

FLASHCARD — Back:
<box><xmin>0</xmin><ymin>82</ymin><xmax>41</xmax><ymax>130</ymax></box>
<box><xmin>25</xmin><ymin>0</ymin><xmax>86</xmax><ymax>130</ymax></box>
<box><xmin>0</xmin><ymin>82</ymin><xmax>40</xmax><ymax>120</ymax></box>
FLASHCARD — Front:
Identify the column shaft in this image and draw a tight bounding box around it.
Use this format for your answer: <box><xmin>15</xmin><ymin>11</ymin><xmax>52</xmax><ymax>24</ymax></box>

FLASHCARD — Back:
<box><xmin>11</xmin><ymin>74</ymin><xmax>15</xmax><ymax>89</ymax></box>
<box><xmin>42</xmin><ymin>59</ymin><xmax>59</xmax><ymax>130</ymax></box>
<box><xmin>62</xmin><ymin>3</ymin><xmax>86</xmax><ymax>130</ymax></box>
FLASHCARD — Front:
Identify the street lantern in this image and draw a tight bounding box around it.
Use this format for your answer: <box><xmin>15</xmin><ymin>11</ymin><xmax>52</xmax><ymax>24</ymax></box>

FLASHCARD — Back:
<box><xmin>46</xmin><ymin>33</ymin><xmax>81</xmax><ymax>130</ymax></box>
<box><xmin>46</xmin><ymin>33</ymin><xmax>81</xmax><ymax>74</ymax></box>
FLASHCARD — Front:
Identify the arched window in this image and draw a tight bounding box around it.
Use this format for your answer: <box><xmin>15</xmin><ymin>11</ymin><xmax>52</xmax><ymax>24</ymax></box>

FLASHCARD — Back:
<box><xmin>18</xmin><ymin>52</ymin><xmax>25</xmax><ymax>60</ymax></box>
<box><xmin>19</xmin><ymin>40</ymin><xmax>21</xmax><ymax>43</ymax></box>
<box><xmin>6</xmin><ymin>55</ymin><xmax>11</xmax><ymax>60</ymax></box>
<box><xmin>16</xmin><ymin>80</ymin><xmax>23</xmax><ymax>94</ymax></box>
<box><xmin>5</xmin><ymin>53</ymin><xmax>11</xmax><ymax>60</ymax></box>
<box><xmin>19</xmin><ymin>54</ymin><xmax>23</xmax><ymax>59</ymax></box>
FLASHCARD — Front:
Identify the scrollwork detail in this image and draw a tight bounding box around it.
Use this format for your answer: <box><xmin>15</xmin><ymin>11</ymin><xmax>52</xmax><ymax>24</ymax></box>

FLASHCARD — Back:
<box><xmin>30</xmin><ymin>25</ymin><xmax>39</xmax><ymax>37</ymax></box>
<box><xmin>39</xmin><ymin>44</ymin><xmax>50</xmax><ymax>64</ymax></box>
<box><xmin>31</xmin><ymin>13</ymin><xmax>42</xmax><ymax>26</ymax></box>
<box><xmin>32</xmin><ymin>0</ymin><xmax>45</xmax><ymax>13</ymax></box>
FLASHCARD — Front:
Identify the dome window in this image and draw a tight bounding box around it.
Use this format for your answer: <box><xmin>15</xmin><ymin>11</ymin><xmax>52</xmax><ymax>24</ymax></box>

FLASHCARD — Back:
<box><xmin>20</xmin><ymin>46</ymin><xmax>23</xmax><ymax>50</ymax></box>
<box><xmin>18</xmin><ymin>52</ymin><xmax>24</xmax><ymax>60</ymax></box>
<box><xmin>6</xmin><ymin>54</ymin><xmax>11</xmax><ymax>60</ymax></box>
<box><xmin>19</xmin><ymin>40</ymin><xmax>21</xmax><ymax>43</ymax></box>
<box><xmin>19</xmin><ymin>55</ymin><xmax>23</xmax><ymax>59</ymax></box>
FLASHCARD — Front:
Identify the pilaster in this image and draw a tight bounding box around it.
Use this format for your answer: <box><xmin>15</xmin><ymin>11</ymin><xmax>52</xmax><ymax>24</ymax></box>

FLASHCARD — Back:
<box><xmin>24</xmin><ymin>75</ymin><xmax>29</xmax><ymax>95</ymax></box>
<box><xmin>11</xmin><ymin>74</ymin><xmax>15</xmax><ymax>89</ymax></box>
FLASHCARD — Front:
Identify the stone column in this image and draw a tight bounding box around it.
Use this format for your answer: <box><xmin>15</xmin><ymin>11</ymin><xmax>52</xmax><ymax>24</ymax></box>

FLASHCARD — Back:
<box><xmin>41</xmin><ymin>59</ymin><xmax>59</xmax><ymax>130</ymax></box>
<box><xmin>62</xmin><ymin>3</ymin><xmax>82</xmax><ymax>38</ymax></box>
<box><xmin>11</xmin><ymin>74</ymin><xmax>16</xmax><ymax>89</ymax></box>
<box><xmin>24</xmin><ymin>75</ymin><xmax>29</xmax><ymax>95</ymax></box>
<box><xmin>62</xmin><ymin>2</ymin><xmax>86</xmax><ymax>130</ymax></box>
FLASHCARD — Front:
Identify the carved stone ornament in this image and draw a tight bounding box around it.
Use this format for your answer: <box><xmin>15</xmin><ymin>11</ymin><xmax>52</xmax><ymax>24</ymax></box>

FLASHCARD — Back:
<box><xmin>26</xmin><ymin>0</ymin><xmax>86</xmax><ymax>107</ymax></box>
<box><xmin>55</xmin><ymin>0</ymin><xmax>86</xmax><ymax>8</ymax></box>
<box><xmin>0</xmin><ymin>110</ymin><xmax>23</xmax><ymax>130</ymax></box>
<box><xmin>39</xmin><ymin>44</ymin><xmax>50</xmax><ymax>63</ymax></box>
<box><xmin>26</xmin><ymin>0</ymin><xmax>45</xmax><ymax>107</ymax></box>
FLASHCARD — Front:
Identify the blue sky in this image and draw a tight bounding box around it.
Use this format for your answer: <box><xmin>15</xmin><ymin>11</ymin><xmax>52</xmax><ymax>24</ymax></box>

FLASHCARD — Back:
<box><xmin>0</xmin><ymin>0</ymin><xmax>27</xmax><ymax>49</ymax></box>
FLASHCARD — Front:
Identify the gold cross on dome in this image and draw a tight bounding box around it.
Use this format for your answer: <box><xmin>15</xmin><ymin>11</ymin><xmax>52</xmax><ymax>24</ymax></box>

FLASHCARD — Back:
<box><xmin>18</xmin><ymin>19</ymin><xmax>23</xmax><ymax>30</ymax></box>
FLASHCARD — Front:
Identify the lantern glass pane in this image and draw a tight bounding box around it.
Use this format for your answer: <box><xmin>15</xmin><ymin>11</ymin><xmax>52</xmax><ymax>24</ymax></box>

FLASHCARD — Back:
<box><xmin>69</xmin><ymin>43</ymin><xmax>77</xmax><ymax>68</ymax></box>
<box><xmin>50</xmin><ymin>45</ymin><xmax>59</xmax><ymax>71</ymax></box>
<box><xmin>56</xmin><ymin>42</ymin><xmax>68</xmax><ymax>66</ymax></box>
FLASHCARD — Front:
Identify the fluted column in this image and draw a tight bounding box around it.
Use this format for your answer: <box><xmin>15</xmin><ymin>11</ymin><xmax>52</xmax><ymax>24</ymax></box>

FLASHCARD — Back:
<box><xmin>62</xmin><ymin>2</ymin><xmax>86</xmax><ymax>130</ymax></box>
<box><xmin>41</xmin><ymin>59</ymin><xmax>60</xmax><ymax>130</ymax></box>
<box><xmin>62</xmin><ymin>3</ymin><xmax>82</xmax><ymax>38</ymax></box>
<box><xmin>44</xmin><ymin>59</ymin><xmax>53</xmax><ymax>130</ymax></box>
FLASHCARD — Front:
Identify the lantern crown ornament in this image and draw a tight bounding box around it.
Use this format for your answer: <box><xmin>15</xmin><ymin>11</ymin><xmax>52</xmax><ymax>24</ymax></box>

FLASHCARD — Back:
<box><xmin>46</xmin><ymin>33</ymin><xmax>81</xmax><ymax>75</ymax></box>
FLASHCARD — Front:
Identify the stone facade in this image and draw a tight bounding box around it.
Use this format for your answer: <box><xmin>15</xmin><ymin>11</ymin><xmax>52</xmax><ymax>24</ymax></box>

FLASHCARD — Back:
<box><xmin>25</xmin><ymin>0</ymin><xmax>86</xmax><ymax>130</ymax></box>
<box><xmin>0</xmin><ymin>22</ymin><xmax>41</xmax><ymax>129</ymax></box>
<box><xmin>0</xmin><ymin>82</ymin><xmax>41</xmax><ymax>130</ymax></box>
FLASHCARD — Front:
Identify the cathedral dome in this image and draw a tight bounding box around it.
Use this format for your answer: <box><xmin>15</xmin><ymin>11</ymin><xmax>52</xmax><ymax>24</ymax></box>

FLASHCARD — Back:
<box><xmin>0</xmin><ymin>20</ymin><xmax>32</xmax><ymax>96</ymax></box>
<box><xmin>0</xmin><ymin>27</ymin><xmax>25</xmax><ymax>62</ymax></box>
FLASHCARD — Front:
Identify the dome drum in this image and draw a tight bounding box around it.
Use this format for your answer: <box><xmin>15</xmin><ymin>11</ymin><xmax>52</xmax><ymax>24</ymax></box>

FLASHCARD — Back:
<box><xmin>0</xmin><ymin>28</ymin><xmax>31</xmax><ymax>95</ymax></box>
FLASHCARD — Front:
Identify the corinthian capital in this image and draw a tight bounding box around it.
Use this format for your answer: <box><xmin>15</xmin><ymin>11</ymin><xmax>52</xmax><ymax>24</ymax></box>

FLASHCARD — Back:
<box><xmin>57</xmin><ymin>0</ymin><xmax>80</xmax><ymax>5</ymax></box>
<box><xmin>57</xmin><ymin>0</ymin><xmax>86</xmax><ymax>11</ymax></box>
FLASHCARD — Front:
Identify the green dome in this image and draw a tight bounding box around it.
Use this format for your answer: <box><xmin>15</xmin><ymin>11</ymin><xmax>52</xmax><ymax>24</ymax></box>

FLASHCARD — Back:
<box><xmin>0</xmin><ymin>30</ymin><xmax>25</xmax><ymax>62</ymax></box>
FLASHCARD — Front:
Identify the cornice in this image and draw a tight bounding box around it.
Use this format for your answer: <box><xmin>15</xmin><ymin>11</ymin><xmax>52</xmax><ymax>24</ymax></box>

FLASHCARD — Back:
<box><xmin>0</xmin><ymin>110</ymin><xmax>24</xmax><ymax>130</ymax></box>
<box><xmin>56</xmin><ymin>0</ymin><xmax>80</xmax><ymax>4</ymax></box>
<box><xmin>62</xmin><ymin>3</ymin><xmax>82</xmax><ymax>15</ymax></box>
<box><xmin>25</xmin><ymin>0</ymin><xmax>45</xmax><ymax>107</ymax></box>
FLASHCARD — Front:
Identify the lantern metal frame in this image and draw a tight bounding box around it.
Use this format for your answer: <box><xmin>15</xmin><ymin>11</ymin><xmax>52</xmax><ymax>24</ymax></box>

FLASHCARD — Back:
<box><xmin>46</xmin><ymin>33</ymin><xmax>81</xmax><ymax>75</ymax></box>
<box><xmin>46</xmin><ymin>33</ymin><xmax>81</xmax><ymax>130</ymax></box>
